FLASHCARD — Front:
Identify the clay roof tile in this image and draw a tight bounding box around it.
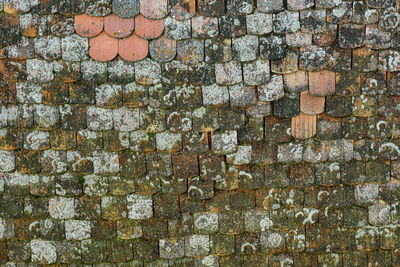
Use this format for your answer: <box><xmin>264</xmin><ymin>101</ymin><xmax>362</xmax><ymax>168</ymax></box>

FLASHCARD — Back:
<box><xmin>291</xmin><ymin>112</ymin><xmax>317</xmax><ymax>139</ymax></box>
<box><xmin>135</xmin><ymin>14</ymin><xmax>164</xmax><ymax>39</ymax></box>
<box><xmin>89</xmin><ymin>31</ymin><xmax>119</xmax><ymax>61</ymax></box>
<box><xmin>118</xmin><ymin>33</ymin><xmax>149</xmax><ymax>61</ymax></box>
<box><xmin>75</xmin><ymin>14</ymin><xmax>104</xmax><ymax>38</ymax></box>
<box><xmin>300</xmin><ymin>91</ymin><xmax>325</xmax><ymax>115</ymax></box>
<box><xmin>308</xmin><ymin>70</ymin><xmax>335</xmax><ymax>96</ymax></box>
<box><xmin>104</xmin><ymin>14</ymin><xmax>135</xmax><ymax>38</ymax></box>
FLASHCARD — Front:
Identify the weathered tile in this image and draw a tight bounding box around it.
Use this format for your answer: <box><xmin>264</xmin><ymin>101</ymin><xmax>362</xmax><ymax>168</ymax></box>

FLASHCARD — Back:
<box><xmin>257</xmin><ymin>0</ymin><xmax>283</xmax><ymax>13</ymax></box>
<box><xmin>62</xmin><ymin>34</ymin><xmax>88</xmax><ymax>61</ymax></box>
<box><xmin>219</xmin><ymin>14</ymin><xmax>247</xmax><ymax>38</ymax></box>
<box><xmin>177</xmin><ymin>39</ymin><xmax>204</xmax><ymax>64</ymax></box>
<box><xmin>135</xmin><ymin>58</ymin><xmax>161</xmax><ymax>84</ymax></box>
<box><xmin>215</xmin><ymin>61</ymin><xmax>242</xmax><ymax>85</ymax></box>
<box><xmin>202</xmin><ymin>84</ymin><xmax>229</xmax><ymax>106</ymax></box>
<box><xmin>149</xmin><ymin>35</ymin><xmax>177</xmax><ymax>62</ymax></box>
<box><xmin>198</xmin><ymin>0</ymin><xmax>225</xmax><ymax>16</ymax></box>
<box><xmin>299</xmin><ymin>45</ymin><xmax>327</xmax><ymax>71</ymax></box>
<box><xmin>113</xmin><ymin>0</ymin><xmax>139</xmax><ymax>18</ymax></box>
<box><xmin>164</xmin><ymin>16</ymin><xmax>191</xmax><ymax>40</ymax></box>
<box><xmin>205</xmin><ymin>37</ymin><xmax>232</xmax><ymax>63</ymax></box>
<box><xmin>274</xmin><ymin>11</ymin><xmax>300</xmax><ymax>33</ymax></box>
<box><xmin>140</xmin><ymin>0</ymin><xmax>168</xmax><ymax>19</ymax></box>
<box><xmin>170</xmin><ymin>0</ymin><xmax>196</xmax><ymax>20</ymax></box>
<box><xmin>26</xmin><ymin>59</ymin><xmax>54</xmax><ymax>82</ymax></box>
<box><xmin>339</xmin><ymin>24</ymin><xmax>365</xmax><ymax>48</ymax></box>
<box><xmin>258</xmin><ymin>74</ymin><xmax>284</xmax><ymax>101</ymax></box>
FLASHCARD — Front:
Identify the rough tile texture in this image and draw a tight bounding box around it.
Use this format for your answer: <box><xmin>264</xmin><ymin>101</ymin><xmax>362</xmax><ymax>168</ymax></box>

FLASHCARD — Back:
<box><xmin>0</xmin><ymin>0</ymin><xmax>400</xmax><ymax>266</ymax></box>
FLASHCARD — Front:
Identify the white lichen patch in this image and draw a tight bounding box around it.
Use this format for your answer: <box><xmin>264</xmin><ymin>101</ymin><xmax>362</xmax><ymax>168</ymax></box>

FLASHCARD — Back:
<box><xmin>127</xmin><ymin>194</ymin><xmax>153</xmax><ymax>219</ymax></box>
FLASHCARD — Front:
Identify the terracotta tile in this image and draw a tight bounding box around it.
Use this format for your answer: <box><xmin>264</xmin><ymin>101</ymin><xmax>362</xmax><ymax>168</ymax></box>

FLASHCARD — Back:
<box><xmin>89</xmin><ymin>32</ymin><xmax>119</xmax><ymax>62</ymax></box>
<box><xmin>75</xmin><ymin>14</ymin><xmax>104</xmax><ymax>38</ymax></box>
<box><xmin>104</xmin><ymin>14</ymin><xmax>135</xmax><ymax>38</ymax></box>
<box><xmin>135</xmin><ymin>14</ymin><xmax>164</xmax><ymax>39</ymax></box>
<box><xmin>284</xmin><ymin>70</ymin><xmax>308</xmax><ymax>93</ymax></box>
<box><xmin>140</xmin><ymin>0</ymin><xmax>168</xmax><ymax>19</ymax></box>
<box><xmin>308</xmin><ymin>70</ymin><xmax>335</xmax><ymax>96</ymax></box>
<box><xmin>300</xmin><ymin>91</ymin><xmax>325</xmax><ymax>115</ymax></box>
<box><xmin>170</xmin><ymin>0</ymin><xmax>196</xmax><ymax>20</ymax></box>
<box><xmin>291</xmin><ymin>112</ymin><xmax>317</xmax><ymax>139</ymax></box>
<box><xmin>118</xmin><ymin>33</ymin><xmax>148</xmax><ymax>61</ymax></box>
<box><xmin>149</xmin><ymin>35</ymin><xmax>177</xmax><ymax>62</ymax></box>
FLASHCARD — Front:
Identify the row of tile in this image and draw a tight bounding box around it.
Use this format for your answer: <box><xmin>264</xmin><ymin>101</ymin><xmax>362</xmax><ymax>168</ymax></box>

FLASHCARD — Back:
<box><xmin>1</xmin><ymin>234</ymin><xmax>399</xmax><ymax>265</ymax></box>
<box><xmin>3</xmin><ymin>0</ymin><xmax>399</xmax><ymax>17</ymax></box>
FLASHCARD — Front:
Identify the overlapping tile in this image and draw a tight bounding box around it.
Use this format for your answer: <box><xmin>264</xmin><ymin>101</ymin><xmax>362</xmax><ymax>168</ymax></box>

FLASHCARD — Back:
<box><xmin>0</xmin><ymin>0</ymin><xmax>400</xmax><ymax>265</ymax></box>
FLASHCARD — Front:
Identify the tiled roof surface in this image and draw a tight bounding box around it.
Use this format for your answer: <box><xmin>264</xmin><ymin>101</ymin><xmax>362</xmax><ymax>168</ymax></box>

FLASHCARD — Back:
<box><xmin>1</xmin><ymin>0</ymin><xmax>400</xmax><ymax>265</ymax></box>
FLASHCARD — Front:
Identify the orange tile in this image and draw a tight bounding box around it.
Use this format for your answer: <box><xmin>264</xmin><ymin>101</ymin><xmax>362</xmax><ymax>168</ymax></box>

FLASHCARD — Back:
<box><xmin>104</xmin><ymin>14</ymin><xmax>135</xmax><ymax>38</ymax></box>
<box><xmin>284</xmin><ymin>70</ymin><xmax>308</xmax><ymax>93</ymax></box>
<box><xmin>135</xmin><ymin>14</ymin><xmax>164</xmax><ymax>39</ymax></box>
<box><xmin>140</xmin><ymin>0</ymin><xmax>168</xmax><ymax>19</ymax></box>
<box><xmin>300</xmin><ymin>91</ymin><xmax>325</xmax><ymax>115</ymax></box>
<box><xmin>149</xmin><ymin>35</ymin><xmax>176</xmax><ymax>62</ymax></box>
<box><xmin>75</xmin><ymin>14</ymin><xmax>104</xmax><ymax>38</ymax></box>
<box><xmin>118</xmin><ymin>33</ymin><xmax>149</xmax><ymax>61</ymax></box>
<box><xmin>308</xmin><ymin>70</ymin><xmax>335</xmax><ymax>96</ymax></box>
<box><xmin>291</xmin><ymin>112</ymin><xmax>317</xmax><ymax>139</ymax></box>
<box><xmin>170</xmin><ymin>0</ymin><xmax>196</xmax><ymax>20</ymax></box>
<box><xmin>89</xmin><ymin>32</ymin><xmax>119</xmax><ymax>61</ymax></box>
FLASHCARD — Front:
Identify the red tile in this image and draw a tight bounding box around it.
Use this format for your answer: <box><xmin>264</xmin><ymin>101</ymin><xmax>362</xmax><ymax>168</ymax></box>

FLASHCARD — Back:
<box><xmin>118</xmin><ymin>33</ymin><xmax>148</xmax><ymax>61</ymax></box>
<box><xmin>170</xmin><ymin>0</ymin><xmax>196</xmax><ymax>20</ymax></box>
<box><xmin>291</xmin><ymin>112</ymin><xmax>317</xmax><ymax>139</ymax></box>
<box><xmin>75</xmin><ymin>14</ymin><xmax>104</xmax><ymax>38</ymax></box>
<box><xmin>300</xmin><ymin>91</ymin><xmax>325</xmax><ymax>115</ymax></box>
<box><xmin>308</xmin><ymin>70</ymin><xmax>336</xmax><ymax>96</ymax></box>
<box><xmin>140</xmin><ymin>0</ymin><xmax>168</xmax><ymax>19</ymax></box>
<box><xmin>135</xmin><ymin>14</ymin><xmax>164</xmax><ymax>39</ymax></box>
<box><xmin>149</xmin><ymin>35</ymin><xmax>176</xmax><ymax>62</ymax></box>
<box><xmin>104</xmin><ymin>14</ymin><xmax>135</xmax><ymax>38</ymax></box>
<box><xmin>89</xmin><ymin>32</ymin><xmax>119</xmax><ymax>61</ymax></box>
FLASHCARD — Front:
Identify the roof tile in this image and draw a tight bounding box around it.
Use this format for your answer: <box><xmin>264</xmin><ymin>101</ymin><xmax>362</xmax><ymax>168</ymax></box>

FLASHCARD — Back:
<box><xmin>300</xmin><ymin>91</ymin><xmax>325</xmax><ymax>115</ymax></box>
<box><xmin>119</xmin><ymin>33</ymin><xmax>148</xmax><ymax>62</ymax></box>
<box><xmin>169</xmin><ymin>0</ymin><xmax>196</xmax><ymax>20</ymax></box>
<box><xmin>284</xmin><ymin>70</ymin><xmax>308</xmax><ymax>93</ymax></box>
<box><xmin>177</xmin><ymin>39</ymin><xmax>204</xmax><ymax>64</ymax></box>
<box><xmin>1</xmin><ymin>13</ymin><xmax>21</xmax><ymax>44</ymax></box>
<box><xmin>149</xmin><ymin>35</ymin><xmax>176</xmax><ymax>62</ymax></box>
<box><xmin>198</xmin><ymin>0</ymin><xmax>225</xmax><ymax>16</ymax></box>
<box><xmin>192</xmin><ymin>16</ymin><xmax>219</xmax><ymax>38</ymax></box>
<box><xmin>104</xmin><ymin>14</ymin><xmax>135</xmax><ymax>38</ymax></box>
<box><xmin>19</xmin><ymin>13</ymin><xmax>38</xmax><ymax>37</ymax></box>
<box><xmin>134</xmin><ymin>14</ymin><xmax>164</xmax><ymax>39</ymax></box>
<box><xmin>113</xmin><ymin>0</ymin><xmax>139</xmax><ymax>18</ymax></box>
<box><xmin>287</xmin><ymin>0</ymin><xmax>314</xmax><ymax>10</ymax></box>
<box><xmin>291</xmin><ymin>112</ymin><xmax>317</xmax><ymax>139</ymax></box>
<box><xmin>74</xmin><ymin>14</ymin><xmax>104</xmax><ymax>38</ymax></box>
<box><xmin>89</xmin><ymin>32</ymin><xmax>119</xmax><ymax>62</ymax></box>
<box><xmin>308</xmin><ymin>70</ymin><xmax>335</xmax><ymax>96</ymax></box>
<box><xmin>140</xmin><ymin>0</ymin><xmax>168</xmax><ymax>19</ymax></box>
